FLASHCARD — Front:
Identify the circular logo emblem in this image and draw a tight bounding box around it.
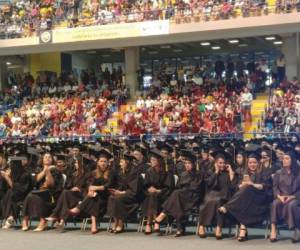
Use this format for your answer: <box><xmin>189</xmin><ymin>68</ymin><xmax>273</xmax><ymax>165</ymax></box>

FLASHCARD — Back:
<box><xmin>40</xmin><ymin>31</ymin><xmax>51</xmax><ymax>43</ymax></box>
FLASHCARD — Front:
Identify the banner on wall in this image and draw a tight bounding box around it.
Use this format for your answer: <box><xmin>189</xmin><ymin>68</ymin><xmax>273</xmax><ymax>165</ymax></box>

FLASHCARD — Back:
<box><xmin>52</xmin><ymin>20</ymin><xmax>169</xmax><ymax>44</ymax></box>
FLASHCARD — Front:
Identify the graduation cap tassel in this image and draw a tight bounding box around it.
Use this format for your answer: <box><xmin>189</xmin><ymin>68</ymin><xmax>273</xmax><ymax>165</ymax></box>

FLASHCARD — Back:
<box><xmin>196</xmin><ymin>158</ymin><xmax>199</xmax><ymax>171</ymax></box>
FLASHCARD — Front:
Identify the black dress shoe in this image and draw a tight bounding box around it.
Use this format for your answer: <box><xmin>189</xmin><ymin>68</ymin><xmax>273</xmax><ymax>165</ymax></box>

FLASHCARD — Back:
<box><xmin>198</xmin><ymin>234</ymin><xmax>206</xmax><ymax>238</ymax></box>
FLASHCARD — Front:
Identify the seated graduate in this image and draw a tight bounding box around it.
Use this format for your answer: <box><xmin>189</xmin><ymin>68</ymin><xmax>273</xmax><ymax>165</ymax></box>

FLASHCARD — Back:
<box><xmin>68</xmin><ymin>149</ymin><xmax>113</xmax><ymax>234</ymax></box>
<box><xmin>154</xmin><ymin>150</ymin><xmax>205</xmax><ymax>237</ymax></box>
<box><xmin>234</xmin><ymin>150</ymin><xmax>246</xmax><ymax>181</ymax></box>
<box><xmin>107</xmin><ymin>152</ymin><xmax>143</xmax><ymax>233</ymax></box>
<box><xmin>21</xmin><ymin>152</ymin><xmax>64</xmax><ymax>232</ymax></box>
<box><xmin>270</xmin><ymin>148</ymin><xmax>300</xmax><ymax>243</ymax></box>
<box><xmin>218</xmin><ymin>152</ymin><xmax>273</xmax><ymax>241</ymax></box>
<box><xmin>1</xmin><ymin>156</ymin><xmax>33</xmax><ymax>229</ymax></box>
<box><xmin>45</xmin><ymin>156</ymin><xmax>92</xmax><ymax>229</ymax></box>
<box><xmin>198</xmin><ymin>151</ymin><xmax>236</xmax><ymax>239</ymax></box>
<box><xmin>141</xmin><ymin>149</ymin><xmax>175</xmax><ymax>235</ymax></box>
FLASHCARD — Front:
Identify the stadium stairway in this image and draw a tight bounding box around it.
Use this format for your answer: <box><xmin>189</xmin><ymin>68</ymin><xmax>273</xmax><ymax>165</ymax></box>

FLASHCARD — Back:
<box><xmin>243</xmin><ymin>93</ymin><xmax>269</xmax><ymax>140</ymax></box>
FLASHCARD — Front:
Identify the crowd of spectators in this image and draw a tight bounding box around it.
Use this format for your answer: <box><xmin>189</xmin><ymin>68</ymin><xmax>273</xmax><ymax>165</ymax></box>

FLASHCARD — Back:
<box><xmin>0</xmin><ymin>0</ymin><xmax>300</xmax><ymax>39</ymax></box>
<box><xmin>122</xmin><ymin>56</ymin><xmax>270</xmax><ymax>135</ymax></box>
<box><xmin>260</xmin><ymin>77</ymin><xmax>300</xmax><ymax>134</ymax></box>
<box><xmin>0</xmin><ymin>67</ymin><xmax>128</xmax><ymax>137</ymax></box>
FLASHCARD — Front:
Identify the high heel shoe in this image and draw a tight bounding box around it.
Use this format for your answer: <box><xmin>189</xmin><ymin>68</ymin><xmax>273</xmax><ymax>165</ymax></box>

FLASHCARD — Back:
<box><xmin>154</xmin><ymin>219</ymin><xmax>161</xmax><ymax>233</ymax></box>
<box><xmin>237</xmin><ymin>228</ymin><xmax>248</xmax><ymax>242</ymax></box>
<box><xmin>215</xmin><ymin>234</ymin><xmax>223</xmax><ymax>240</ymax></box>
<box><xmin>269</xmin><ymin>237</ymin><xmax>277</xmax><ymax>243</ymax></box>
<box><xmin>174</xmin><ymin>231</ymin><xmax>185</xmax><ymax>237</ymax></box>
<box><xmin>144</xmin><ymin>224</ymin><xmax>152</xmax><ymax>235</ymax></box>
<box><xmin>198</xmin><ymin>226</ymin><xmax>206</xmax><ymax>238</ymax></box>
<box><xmin>114</xmin><ymin>227</ymin><xmax>124</xmax><ymax>234</ymax></box>
<box><xmin>33</xmin><ymin>223</ymin><xmax>47</xmax><ymax>232</ymax></box>
<box><xmin>91</xmin><ymin>229</ymin><xmax>98</xmax><ymax>234</ymax></box>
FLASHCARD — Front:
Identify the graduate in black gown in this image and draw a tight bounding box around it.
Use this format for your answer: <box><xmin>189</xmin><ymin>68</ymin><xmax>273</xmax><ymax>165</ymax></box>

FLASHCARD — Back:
<box><xmin>154</xmin><ymin>150</ymin><xmax>205</xmax><ymax>237</ymax></box>
<box><xmin>142</xmin><ymin>149</ymin><xmax>175</xmax><ymax>234</ymax></box>
<box><xmin>22</xmin><ymin>152</ymin><xmax>63</xmax><ymax>232</ymax></box>
<box><xmin>45</xmin><ymin>157</ymin><xmax>91</xmax><ymax>229</ymax></box>
<box><xmin>0</xmin><ymin>151</ymin><xmax>9</xmax><ymax>219</ymax></box>
<box><xmin>107</xmin><ymin>153</ymin><xmax>142</xmax><ymax>233</ymax></box>
<box><xmin>218</xmin><ymin>153</ymin><xmax>273</xmax><ymax>241</ymax></box>
<box><xmin>132</xmin><ymin>143</ymin><xmax>150</xmax><ymax>175</ymax></box>
<box><xmin>68</xmin><ymin>149</ymin><xmax>113</xmax><ymax>234</ymax></box>
<box><xmin>198</xmin><ymin>152</ymin><xmax>236</xmax><ymax>239</ymax></box>
<box><xmin>234</xmin><ymin>150</ymin><xmax>246</xmax><ymax>181</ymax></box>
<box><xmin>1</xmin><ymin>157</ymin><xmax>33</xmax><ymax>229</ymax></box>
<box><xmin>270</xmin><ymin>149</ymin><xmax>300</xmax><ymax>243</ymax></box>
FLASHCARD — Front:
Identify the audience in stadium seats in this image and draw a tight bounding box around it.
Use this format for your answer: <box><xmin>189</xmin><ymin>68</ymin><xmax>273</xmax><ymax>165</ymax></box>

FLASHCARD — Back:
<box><xmin>260</xmin><ymin>79</ymin><xmax>300</xmax><ymax>134</ymax></box>
<box><xmin>0</xmin><ymin>0</ymin><xmax>299</xmax><ymax>39</ymax></box>
<box><xmin>0</xmin><ymin>67</ymin><xmax>127</xmax><ymax>137</ymax></box>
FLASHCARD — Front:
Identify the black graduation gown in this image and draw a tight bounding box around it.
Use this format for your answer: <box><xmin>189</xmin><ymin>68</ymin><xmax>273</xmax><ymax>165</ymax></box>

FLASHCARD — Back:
<box><xmin>271</xmin><ymin>168</ymin><xmax>300</xmax><ymax>229</ymax></box>
<box><xmin>107</xmin><ymin>166</ymin><xmax>142</xmax><ymax>220</ymax></box>
<box><xmin>135</xmin><ymin>161</ymin><xmax>150</xmax><ymax>175</ymax></box>
<box><xmin>77</xmin><ymin>172</ymin><xmax>112</xmax><ymax>218</ymax></box>
<box><xmin>1</xmin><ymin>170</ymin><xmax>33</xmax><ymax>219</ymax></box>
<box><xmin>198</xmin><ymin>170</ymin><xmax>237</xmax><ymax>226</ymax></box>
<box><xmin>174</xmin><ymin>161</ymin><xmax>185</xmax><ymax>176</ymax></box>
<box><xmin>223</xmin><ymin>168</ymin><xmax>273</xmax><ymax>226</ymax></box>
<box><xmin>162</xmin><ymin>170</ymin><xmax>204</xmax><ymax>221</ymax></box>
<box><xmin>0</xmin><ymin>176</ymin><xmax>9</xmax><ymax>217</ymax></box>
<box><xmin>141</xmin><ymin>168</ymin><xmax>175</xmax><ymax>217</ymax></box>
<box><xmin>23</xmin><ymin>168</ymin><xmax>64</xmax><ymax>219</ymax></box>
<box><xmin>50</xmin><ymin>171</ymin><xmax>91</xmax><ymax>221</ymax></box>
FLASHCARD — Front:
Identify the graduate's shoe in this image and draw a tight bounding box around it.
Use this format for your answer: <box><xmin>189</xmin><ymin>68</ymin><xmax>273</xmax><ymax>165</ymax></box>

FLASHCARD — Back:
<box><xmin>21</xmin><ymin>226</ymin><xmax>29</xmax><ymax>231</ymax></box>
<box><xmin>292</xmin><ymin>229</ymin><xmax>300</xmax><ymax>243</ymax></box>
<box><xmin>154</xmin><ymin>219</ymin><xmax>161</xmax><ymax>233</ymax></box>
<box><xmin>269</xmin><ymin>231</ymin><xmax>277</xmax><ymax>243</ymax></box>
<box><xmin>215</xmin><ymin>234</ymin><xmax>223</xmax><ymax>240</ymax></box>
<box><xmin>114</xmin><ymin>228</ymin><xmax>124</xmax><ymax>234</ymax></box>
<box><xmin>237</xmin><ymin>228</ymin><xmax>248</xmax><ymax>242</ymax></box>
<box><xmin>21</xmin><ymin>220</ymin><xmax>29</xmax><ymax>231</ymax></box>
<box><xmin>33</xmin><ymin>223</ymin><xmax>47</xmax><ymax>232</ymax></box>
<box><xmin>174</xmin><ymin>231</ymin><xmax>185</xmax><ymax>238</ymax></box>
<box><xmin>2</xmin><ymin>218</ymin><xmax>15</xmax><ymax>229</ymax></box>
<box><xmin>144</xmin><ymin>224</ymin><xmax>152</xmax><ymax>235</ymax></box>
<box><xmin>198</xmin><ymin>226</ymin><xmax>206</xmax><ymax>238</ymax></box>
<box><xmin>91</xmin><ymin>229</ymin><xmax>98</xmax><ymax>234</ymax></box>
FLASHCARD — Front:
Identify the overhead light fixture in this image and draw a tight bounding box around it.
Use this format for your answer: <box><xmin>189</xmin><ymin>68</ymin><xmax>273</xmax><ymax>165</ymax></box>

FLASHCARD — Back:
<box><xmin>6</xmin><ymin>62</ymin><xmax>11</xmax><ymax>65</ymax></box>
<box><xmin>200</xmin><ymin>42</ymin><xmax>211</xmax><ymax>46</ymax></box>
<box><xmin>211</xmin><ymin>46</ymin><xmax>221</xmax><ymax>50</ymax></box>
<box><xmin>238</xmin><ymin>44</ymin><xmax>248</xmax><ymax>47</ymax></box>
<box><xmin>148</xmin><ymin>51</ymin><xmax>158</xmax><ymax>55</ymax></box>
<box><xmin>160</xmin><ymin>45</ymin><xmax>171</xmax><ymax>49</ymax></box>
<box><xmin>173</xmin><ymin>49</ymin><xmax>183</xmax><ymax>53</ymax></box>
<box><xmin>273</xmin><ymin>41</ymin><xmax>283</xmax><ymax>45</ymax></box>
<box><xmin>229</xmin><ymin>39</ymin><xmax>239</xmax><ymax>44</ymax></box>
<box><xmin>86</xmin><ymin>51</ymin><xmax>97</xmax><ymax>54</ymax></box>
<box><xmin>265</xmin><ymin>36</ymin><xmax>276</xmax><ymax>41</ymax></box>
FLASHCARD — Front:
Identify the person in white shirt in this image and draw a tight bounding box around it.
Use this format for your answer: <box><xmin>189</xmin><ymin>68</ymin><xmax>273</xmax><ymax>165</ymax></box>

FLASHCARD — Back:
<box><xmin>240</xmin><ymin>87</ymin><xmax>253</xmax><ymax>122</ymax></box>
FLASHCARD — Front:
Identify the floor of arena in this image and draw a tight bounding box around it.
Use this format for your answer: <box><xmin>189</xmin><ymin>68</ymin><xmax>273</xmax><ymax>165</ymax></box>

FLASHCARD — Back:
<box><xmin>0</xmin><ymin>224</ymin><xmax>299</xmax><ymax>250</ymax></box>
